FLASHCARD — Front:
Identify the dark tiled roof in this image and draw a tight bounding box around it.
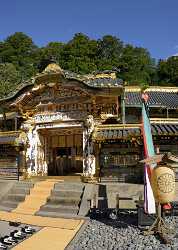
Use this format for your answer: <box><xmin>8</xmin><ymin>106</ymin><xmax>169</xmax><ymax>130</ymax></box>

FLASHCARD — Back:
<box><xmin>64</xmin><ymin>70</ymin><xmax>123</xmax><ymax>88</ymax></box>
<box><xmin>126</xmin><ymin>91</ymin><xmax>178</xmax><ymax>109</ymax></box>
<box><xmin>84</xmin><ymin>77</ymin><xmax>123</xmax><ymax>88</ymax></box>
<box><xmin>0</xmin><ymin>70</ymin><xmax>123</xmax><ymax>103</ymax></box>
<box><xmin>0</xmin><ymin>132</ymin><xmax>21</xmax><ymax>145</ymax></box>
<box><xmin>93</xmin><ymin>127</ymin><xmax>140</xmax><ymax>141</ymax></box>
<box><xmin>151</xmin><ymin>124</ymin><xmax>178</xmax><ymax>135</ymax></box>
<box><xmin>0</xmin><ymin>136</ymin><xmax>16</xmax><ymax>144</ymax></box>
<box><xmin>93</xmin><ymin>124</ymin><xmax>178</xmax><ymax>141</ymax></box>
<box><xmin>0</xmin><ymin>135</ymin><xmax>18</xmax><ymax>144</ymax></box>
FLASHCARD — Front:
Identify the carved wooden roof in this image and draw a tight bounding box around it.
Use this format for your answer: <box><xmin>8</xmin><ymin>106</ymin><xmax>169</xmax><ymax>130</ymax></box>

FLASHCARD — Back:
<box><xmin>10</xmin><ymin>84</ymin><xmax>91</xmax><ymax>109</ymax></box>
<box><xmin>0</xmin><ymin>64</ymin><xmax>123</xmax><ymax>107</ymax></box>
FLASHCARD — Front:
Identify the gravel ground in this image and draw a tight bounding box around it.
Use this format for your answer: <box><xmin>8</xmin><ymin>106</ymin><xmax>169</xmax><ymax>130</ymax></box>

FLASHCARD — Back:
<box><xmin>66</xmin><ymin>213</ymin><xmax>178</xmax><ymax>250</ymax></box>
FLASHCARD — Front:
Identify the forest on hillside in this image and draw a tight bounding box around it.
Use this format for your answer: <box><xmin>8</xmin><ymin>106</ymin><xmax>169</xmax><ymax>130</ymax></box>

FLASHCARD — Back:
<box><xmin>0</xmin><ymin>32</ymin><xmax>178</xmax><ymax>98</ymax></box>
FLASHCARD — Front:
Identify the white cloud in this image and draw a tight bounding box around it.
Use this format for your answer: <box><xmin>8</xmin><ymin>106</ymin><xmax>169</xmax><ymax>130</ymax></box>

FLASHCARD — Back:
<box><xmin>173</xmin><ymin>53</ymin><xmax>178</xmax><ymax>57</ymax></box>
<box><xmin>166</xmin><ymin>53</ymin><xmax>178</xmax><ymax>60</ymax></box>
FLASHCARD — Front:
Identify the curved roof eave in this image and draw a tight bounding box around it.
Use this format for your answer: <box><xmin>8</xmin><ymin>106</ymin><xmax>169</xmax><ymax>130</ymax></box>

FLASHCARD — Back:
<box><xmin>0</xmin><ymin>80</ymin><xmax>35</xmax><ymax>103</ymax></box>
<box><xmin>0</xmin><ymin>70</ymin><xmax>123</xmax><ymax>104</ymax></box>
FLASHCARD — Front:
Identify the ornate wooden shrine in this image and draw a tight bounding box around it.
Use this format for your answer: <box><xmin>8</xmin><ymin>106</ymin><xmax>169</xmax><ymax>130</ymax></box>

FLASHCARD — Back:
<box><xmin>0</xmin><ymin>65</ymin><xmax>178</xmax><ymax>182</ymax></box>
<box><xmin>0</xmin><ymin>64</ymin><xmax>123</xmax><ymax>179</ymax></box>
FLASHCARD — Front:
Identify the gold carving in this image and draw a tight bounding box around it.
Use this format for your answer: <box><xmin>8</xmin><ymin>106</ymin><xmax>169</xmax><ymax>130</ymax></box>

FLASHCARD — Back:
<box><xmin>157</xmin><ymin>173</ymin><xmax>175</xmax><ymax>193</ymax></box>
<box><xmin>95</xmin><ymin>72</ymin><xmax>116</xmax><ymax>79</ymax></box>
<box><xmin>43</xmin><ymin>63</ymin><xmax>63</xmax><ymax>74</ymax></box>
<box><xmin>25</xmin><ymin>87</ymin><xmax>88</xmax><ymax>109</ymax></box>
<box><xmin>55</xmin><ymin>88</ymin><xmax>87</xmax><ymax>98</ymax></box>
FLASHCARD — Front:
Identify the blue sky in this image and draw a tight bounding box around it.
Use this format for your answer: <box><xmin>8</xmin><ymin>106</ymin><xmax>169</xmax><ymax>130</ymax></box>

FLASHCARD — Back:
<box><xmin>0</xmin><ymin>0</ymin><xmax>177</xmax><ymax>59</ymax></box>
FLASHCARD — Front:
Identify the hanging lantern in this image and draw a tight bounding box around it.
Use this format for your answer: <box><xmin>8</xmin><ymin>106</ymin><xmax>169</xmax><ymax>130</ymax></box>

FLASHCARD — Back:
<box><xmin>151</xmin><ymin>165</ymin><xmax>175</xmax><ymax>204</ymax></box>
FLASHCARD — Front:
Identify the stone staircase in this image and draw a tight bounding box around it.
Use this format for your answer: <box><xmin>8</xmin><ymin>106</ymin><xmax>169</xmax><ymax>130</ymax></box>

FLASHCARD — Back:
<box><xmin>0</xmin><ymin>181</ymin><xmax>34</xmax><ymax>212</ymax></box>
<box><xmin>36</xmin><ymin>182</ymin><xmax>85</xmax><ymax>218</ymax></box>
<box><xmin>0</xmin><ymin>175</ymin><xmax>18</xmax><ymax>181</ymax></box>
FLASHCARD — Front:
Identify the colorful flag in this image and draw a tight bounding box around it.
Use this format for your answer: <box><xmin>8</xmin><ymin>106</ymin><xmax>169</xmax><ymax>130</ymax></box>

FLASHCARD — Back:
<box><xmin>142</xmin><ymin>95</ymin><xmax>156</xmax><ymax>214</ymax></box>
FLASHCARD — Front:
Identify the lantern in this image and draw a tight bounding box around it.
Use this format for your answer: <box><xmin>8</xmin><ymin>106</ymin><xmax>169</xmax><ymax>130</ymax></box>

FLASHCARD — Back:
<box><xmin>151</xmin><ymin>165</ymin><xmax>175</xmax><ymax>204</ymax></box>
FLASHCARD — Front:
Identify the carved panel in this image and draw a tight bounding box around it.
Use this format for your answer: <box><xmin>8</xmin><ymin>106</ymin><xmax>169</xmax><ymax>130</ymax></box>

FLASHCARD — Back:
<box><xmin>34</xmin><ymin>111</ymin><xmax>88</xmax><ymax>123</ymax></box>
<box><xmin>25</xmin><ymin>86</ymin><xmax>89</xmax><ymax>109</ymax></box>
<box><xmin>55</xmin><ymin>88</ymin><xmax>88</xmax><ymax>98</ymax></box>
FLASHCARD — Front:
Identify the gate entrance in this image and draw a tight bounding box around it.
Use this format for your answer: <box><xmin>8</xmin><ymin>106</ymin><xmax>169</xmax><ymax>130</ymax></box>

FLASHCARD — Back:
<box><xmin>40</xmin><ymin>128</ymin><xmax>83</xmax><ymax>176</ymax></box>
<box><xmin>51</xmin><ymin>146</ymin><xmax>83</xmax><ymax>175</ymax></box>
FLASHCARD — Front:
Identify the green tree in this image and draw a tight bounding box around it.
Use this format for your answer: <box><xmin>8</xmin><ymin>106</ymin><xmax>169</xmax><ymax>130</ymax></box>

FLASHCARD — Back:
<box><xmin>37</xmin><ymin>42</ymin><xmax>64</xmax><ymax>72</ymax></box>
<box><xmin>0</xmin><ymin>63</ymin><xmax>21</xmax><ymax>130</ymax></box>
<box><xmin>157</xmin><ymin>56</ymin><xmax>178</xmax><ymax>85</ymax></box>
<box><xmin>96</xmin><ymin>35</ymin><xmax>123</xmax><ymax>71</ymax></box>
<box><xmin>0</xmin><ymin>63</ymin><xmax>20</xmax><ymax>98</ymax></box>
<box><xmin>61</xmin><ymin>33</ymin><xmax>98</xmax><ymax>73</ymax></box>
<box><xmin>1</xmin><ymin>31</ymin><xmax>177</xmax><ymax>87</ymax></box>
<box><xmin>0</xmin><ymin>32</ymin><xmax>38</xmax><ymax>80</ymax></box>
<box><xmin>119</xmin><ymin>45</ymin><xmax>155</xmax><ymax>85</ymax></box>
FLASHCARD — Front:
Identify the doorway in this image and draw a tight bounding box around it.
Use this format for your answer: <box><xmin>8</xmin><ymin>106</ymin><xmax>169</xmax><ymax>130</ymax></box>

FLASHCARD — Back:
<box><xmin>45</xmin><ymin>130</ymin><xmax>83</xmax><ymax>176</ymax></box>
<box><xmin>49</xmin><ymin>146</ymin><xmax>83</xmax><ymax>176</ymax></box>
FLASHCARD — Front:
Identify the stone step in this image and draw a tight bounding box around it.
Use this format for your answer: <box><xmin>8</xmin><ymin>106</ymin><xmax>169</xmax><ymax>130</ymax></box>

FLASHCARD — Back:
<box><xmin>6</xmin><ymin>194</ymin><xmax>26</xmax><ymax>202</ymax></box>
<box><xmin>0</xmin><ymin>176</ymin><xmax>18</xmax><ymax>180</ymax></box>
<box><xmin>54</xmin><ymin>183</ymin><xmax>84</xmax><ymax>191</ymax></box>
<box><xmin>0</xmin><ymin>180</ymin><xmax>16</xmax><ymax>184</ymax></box>
<box><xmin>0</xmin><ymin>205</ymin><xmax>15</xmax><ymax>212</ymax></box>
<box><xmin>51</xmin><ymin>190</ymin><xmax>82</xmax><ymax>198</ymax></box>
<box><xmin>9</xmin><ymin>187</ymin><xmax>31</xmax><ymax>195</ymax></box>
<box><xmin>40</xmin><ymin>204</ymin><xmax>79</xmax><ymax>214</ymax></box>
<box><xmin>0</xmin><ymin>181</ymin><xmax>34</xmax><ymax>212</ymax></box>
<box><xmin>0</xmin><ymin>200</ymin><xmax>19</xmax><ymax>209</ymax></box>
<box><xmin>36</xmin><ymin>210</ymin><xmax>79</xmax><ymax>218</ymax></box>
<box><xmin>47</xmin><ymin>196</ymin><xmax>80</xmax><ymax>206</ymax></box>
<box><xmin>36</xmin><ymin>182</ymin><xmax>85</xmax><ymax>217</ymax></box>
<box><xmin>13</xmin><ymin>182</ymin><xmax>34</xmax><ymax>188</ymax></box>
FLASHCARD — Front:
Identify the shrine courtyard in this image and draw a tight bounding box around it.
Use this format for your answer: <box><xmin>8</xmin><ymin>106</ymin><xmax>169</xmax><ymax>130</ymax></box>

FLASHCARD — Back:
<box><xmin>0</xmin><ymin>64</ymin><xmax>177</xmax><ymax>249</ymax></box>
<box><xmin>0</xmin><ymin>179</ymin><xmax>177</xmax><ymax>249</ymax></box>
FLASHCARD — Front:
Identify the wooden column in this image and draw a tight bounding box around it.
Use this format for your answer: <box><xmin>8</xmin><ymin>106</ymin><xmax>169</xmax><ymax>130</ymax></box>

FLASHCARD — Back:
<box><xmin>15</xmin><ymin>116</ymin><xmax>18</xmax><ymax>131</ymax></box>
<box><xmin>122</xmin><ymin>85</ymin><xmax>126</xmax><ymax>124</ymax></box>
<box><xmin>166</xmin><ymin>108</ymin><xmax>169</xmax><ymax>118</ymax></box>
<box><xmin>92</xmin><ymin>97</ymin><xmax>96</xmax><ymax>116</ymax></box>
<box><xmin>116</xmin><ymin>96</ymin><xmax>119</xmax><ymax>117</ymax></box>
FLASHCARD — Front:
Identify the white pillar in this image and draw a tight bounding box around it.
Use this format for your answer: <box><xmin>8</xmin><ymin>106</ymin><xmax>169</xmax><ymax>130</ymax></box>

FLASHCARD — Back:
<box><xmin>83</xmin><ymin>115</ymin><xmax>96</xmax><ymax>177</ymax></box>
<box><xmin>36</xmin><ymin>132</ymin><xmax>48</xmax><ymax>176</ymax></box>
<box><xmin>26</xmin><ymin>125</ymin><xmax>37</xmax><ymax>176</ymax></box>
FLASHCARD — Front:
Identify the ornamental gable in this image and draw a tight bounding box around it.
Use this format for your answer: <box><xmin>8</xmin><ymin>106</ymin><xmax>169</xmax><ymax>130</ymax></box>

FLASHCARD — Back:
<box><xmin>11</xmin><ymin>84</ymin><xmax>91</xmax><ymax>110</ymax></box>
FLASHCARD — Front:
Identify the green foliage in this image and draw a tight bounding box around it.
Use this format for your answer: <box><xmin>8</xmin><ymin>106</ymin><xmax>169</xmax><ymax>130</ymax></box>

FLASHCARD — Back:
<box><xmin>157</xmin><ymin>56</ymin><xmax>178</xmax><ymax>85</ymax></box>
<box><xmin>0</xmin><ymin>63</ymin><xmax>20</xmax><ymax>98</ymax></box>
<box><xmin>96</xmin><ymin>35</ymin><xmax>123</xmax><ymax>71</ymax></box>
<box><xmin>119</xmin><ymin>45</ymin><xmax>156</xmax><ymax>85</ymax></box>
<box><xmin>0</xmin><ymin>31</ymin><xmax>177</xmax><ymax>99</ymax></box>
<box><xmin>0</xmin><ymin>32</ymin><xmax>38</xmax><ymax>80</ymax></box>
<box><xmin>61</xmin><ymin>33</ymin><xmax>98</xmax><ymax>74</ymax></box>
<box><xmin>37</xmin><ymin>42</ymin><xmax>64</xmax><ymax>72</ymax></box>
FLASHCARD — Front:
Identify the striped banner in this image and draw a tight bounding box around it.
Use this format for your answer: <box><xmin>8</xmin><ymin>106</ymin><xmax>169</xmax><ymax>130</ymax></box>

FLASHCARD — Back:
<box><xmin>142</xmin><ymin>101</ymin><xmax>156</xmax><ymax>214</ymax></box>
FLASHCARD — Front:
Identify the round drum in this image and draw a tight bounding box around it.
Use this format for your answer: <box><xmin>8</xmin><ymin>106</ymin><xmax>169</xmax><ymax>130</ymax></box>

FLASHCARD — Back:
<box><xmin>151</xmin><ymin>165</ymin><xmax>175</xmax><ymax>204</ymax></box>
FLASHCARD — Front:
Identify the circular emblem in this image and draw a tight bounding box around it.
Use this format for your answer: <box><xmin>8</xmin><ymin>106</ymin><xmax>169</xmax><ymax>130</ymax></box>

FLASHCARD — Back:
<box><xmin>157</xmin><ymin>173</ymin><xmax>175</xmax><ymax>193</ymax></box>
